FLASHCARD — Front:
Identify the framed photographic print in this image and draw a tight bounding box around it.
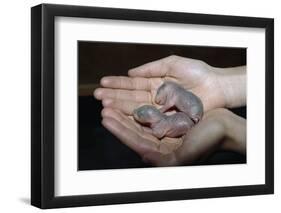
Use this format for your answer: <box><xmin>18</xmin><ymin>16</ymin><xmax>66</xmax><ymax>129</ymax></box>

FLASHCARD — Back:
<box><xmin>31</xmin><ymin>3</ymin><xmax>274</xmax><ymax>209</ymax></box>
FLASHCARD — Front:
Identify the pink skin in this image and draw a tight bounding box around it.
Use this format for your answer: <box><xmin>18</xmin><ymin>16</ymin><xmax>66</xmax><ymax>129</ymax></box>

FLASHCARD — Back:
<box><xmin>133</xmin><ymin>81</ymin><xmax>204</xmax><ymax>139</ymax></box>
<box><xmin>155</xmin><ymin>81</ymin><xmax>204</xmax><ymax>123</ymax></box>
<box><xmin>133</xmin><ymin>105</ymin><xmax>194</xmax><ymax>139</ymax></box>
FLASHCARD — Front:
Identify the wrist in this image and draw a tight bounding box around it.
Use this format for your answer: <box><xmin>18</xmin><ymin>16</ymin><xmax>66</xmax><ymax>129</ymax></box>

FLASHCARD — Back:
<box><xmin>212</xmin><ymin>66</ymin><xmax>246</xmax><ymax>109</ymax></box>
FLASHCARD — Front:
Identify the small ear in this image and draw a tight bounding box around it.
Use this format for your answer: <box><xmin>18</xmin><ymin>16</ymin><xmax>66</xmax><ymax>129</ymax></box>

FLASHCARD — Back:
<box><xmin>155</xmin><ymin>82</ymin><xmax>168</xmax><ymax>104</ymax></box>
<box><xmin>154</xmin><ymin>93</ymin><xmax>161</xmax><ymax>104</ymax></box>
<box><xmin>191</xmin><ymin>116</ymin><xmax>200</xmax><ymax>124</ymax></box>
<box><xmin>132</xmin><ymin>112</ymin><xmax>139</xmax><ymax>122</ymax></box>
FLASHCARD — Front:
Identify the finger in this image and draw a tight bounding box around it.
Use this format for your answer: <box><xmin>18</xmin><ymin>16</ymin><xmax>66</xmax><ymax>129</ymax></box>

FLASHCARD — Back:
<box><xmin>100</xmin><ymin>76</ymin><xmax>152</xmax><ymax>91</ymax></box>
<box><xmin>94</xmin><ymin>88</ymin><xmax>152</xmax><ymax>103</ymax></box>
<box><xmin>102</xmin><ymin>116</ymin><xmax>158</xmax><ymax>156</ymax></box>
<box><xmin>102</xmin><ymin>117</ymin><xmax>143</xmax><ymax>153</ymax></box>
<box><xmin>101</xmin><ymin>108</ymin><xmax>142</xmax><ymax>132</ymax></box>
<box><xmin>128</xmin><ymin>57</ymin><xmax>172</xmax><ymax>77</ymax></box>
<box><xmin>102</xmin><ymin>99</ymin><xmax>148</xmax><ymax>115</ymax></box>
<box><xmin>101</xmin><ymin>108</ymin><xmax>137</xmax><ymax>130</ymax></box>
<box><xmin>142</xmin><ymin>151</ymin><xmax>176</xmax><ymax>167</ymax></box>
<box><xmin>101</xmin><ymin>108</ymin><xmax>158</xmax><ymax>142</ymax></box>
<box><xmin>101</xmin><ymin>108</ymin><xmax>174</xmax><ymax>166</ymax></box>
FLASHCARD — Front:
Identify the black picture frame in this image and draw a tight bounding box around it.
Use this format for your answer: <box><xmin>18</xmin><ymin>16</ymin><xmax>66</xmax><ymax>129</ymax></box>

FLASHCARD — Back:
<box><xmin>31</xmin><ymin>3</ymin><xmax>274</xmax><ymax>209</ymax></box>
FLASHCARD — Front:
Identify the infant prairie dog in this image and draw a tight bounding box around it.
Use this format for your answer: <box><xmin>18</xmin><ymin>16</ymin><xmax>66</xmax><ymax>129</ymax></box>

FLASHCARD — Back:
<box><xmin>133</xmin><ymin>81</ymin><xmax>204</xmax><ymax>138</ymax></box>
<box><xmin>155</xmin><ymin>81</ymin><xmax>203</xmax><ymax>123</ymax></box>
<box><xmin>133</xmin><ymin>105</ymin><xmax>194</xmax><ymax>138</ymax></box>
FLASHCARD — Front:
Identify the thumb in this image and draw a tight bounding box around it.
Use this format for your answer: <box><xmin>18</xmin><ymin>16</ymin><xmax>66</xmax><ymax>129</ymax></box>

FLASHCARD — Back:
<box><xmin>128</xmin><ymin>57</ymin><xmax>170</xmax><ymax>77</ymax></box>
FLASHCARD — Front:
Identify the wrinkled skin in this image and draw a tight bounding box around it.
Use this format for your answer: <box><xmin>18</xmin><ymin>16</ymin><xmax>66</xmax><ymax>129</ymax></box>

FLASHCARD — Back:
<box><xmin>155</xmin><ymin>81</ymin><xmax>204</xmax><ymax>123</ymax></box>
<box><xmin>133</xmin><ymin>105</ymin><xmax>194</xmax><ymax>138</ymax></box>
<box><xmin>133</xmin><ymin>82</ymin><xmax>203</xmax><ymax>139</ymax></box>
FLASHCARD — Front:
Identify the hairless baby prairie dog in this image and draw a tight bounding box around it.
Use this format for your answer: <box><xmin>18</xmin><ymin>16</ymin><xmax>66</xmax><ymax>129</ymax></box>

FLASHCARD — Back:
<box><xmin>133</xmin><ymin>81</ymin><xmax>204</xmax><ymax>139</ymax></box>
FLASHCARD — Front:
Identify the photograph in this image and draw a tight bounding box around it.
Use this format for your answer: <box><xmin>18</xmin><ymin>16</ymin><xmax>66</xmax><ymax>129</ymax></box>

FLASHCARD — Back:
<box><xmin>0</xmin><ymin>0</ymin><xmax>278</xmax><ymax>211</ymax></box>
<box><xmin>78</xmin><ymin>41</ymin><xmax>247</xmax><ymax>170</ymax></box>
<box><xmin>31</xmin><ymin>4</ymin><xmax>273</xmax><ymax>208</ymax></box>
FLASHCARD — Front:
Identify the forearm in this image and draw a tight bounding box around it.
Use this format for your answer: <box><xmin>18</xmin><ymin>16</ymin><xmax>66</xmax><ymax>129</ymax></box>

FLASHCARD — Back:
<box><xmin>213</xmin><ymin>66</ymin><xmax>246</xmax><ymax>108</ymax></box>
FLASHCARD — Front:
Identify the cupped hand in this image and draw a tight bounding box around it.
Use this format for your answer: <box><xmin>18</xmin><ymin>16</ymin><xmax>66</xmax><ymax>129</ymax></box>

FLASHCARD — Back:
<box><xmin>94</xmin><ymin>55</ymin><xmax>226</xmax><ymax>114</ymax></box>
<box><xmin>101</xmin><ymin>108</ymin><xmax>239</xmax><ymax>167</ymax></box>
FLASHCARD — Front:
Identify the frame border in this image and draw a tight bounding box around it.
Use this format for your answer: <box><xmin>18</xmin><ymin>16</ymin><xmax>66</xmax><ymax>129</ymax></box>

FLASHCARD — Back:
<box><xmin>31</xmin><ymin>3</ymin><xmax>274</xmax><ymax>209</ymax></box>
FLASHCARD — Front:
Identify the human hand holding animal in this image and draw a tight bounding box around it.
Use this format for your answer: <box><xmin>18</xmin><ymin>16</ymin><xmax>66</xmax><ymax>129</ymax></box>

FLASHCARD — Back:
<box><xmin>94</xmin><ymin>55</ymin><xmax>246</xmax><ymax>115</ymax></box>
<box><xmin>94</xmin><ymin>55</ymin><xmax>246</xmax><ymax>166</ymax></box>
<box><xmin>101</xmin><ymin>107</ymin><xmax>246</xmax><ymax>166</ymax></box>
<box><xmin>133</xmin><ymin>81</ymin><xmax>203</xmax><ymax>138</ymax></box>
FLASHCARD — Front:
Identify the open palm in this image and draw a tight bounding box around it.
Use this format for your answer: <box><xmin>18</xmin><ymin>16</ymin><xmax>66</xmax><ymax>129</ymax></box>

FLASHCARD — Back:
<box><xmin>94</xmin><ymin>55</ymin><xmax>225</xmax><ymax>114</ymax></box>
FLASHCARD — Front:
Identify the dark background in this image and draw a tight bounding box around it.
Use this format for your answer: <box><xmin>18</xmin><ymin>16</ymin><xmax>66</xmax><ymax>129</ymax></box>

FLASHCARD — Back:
<box><xmin>78</xmin><ymin>41</ymin><xmax>246</xmax><ymax>171</ymax></box>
